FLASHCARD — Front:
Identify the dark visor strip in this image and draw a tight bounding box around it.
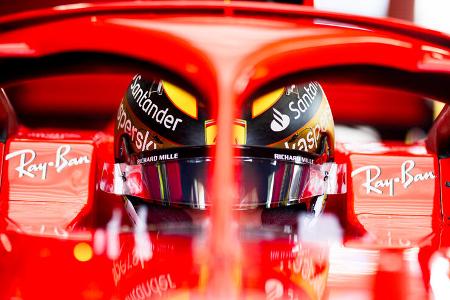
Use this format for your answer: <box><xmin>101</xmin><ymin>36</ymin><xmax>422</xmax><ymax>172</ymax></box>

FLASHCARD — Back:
<box><xmin>133</xmin><ymin>145</ymin><xmax>318</xmax><ymax>165</ymax></box>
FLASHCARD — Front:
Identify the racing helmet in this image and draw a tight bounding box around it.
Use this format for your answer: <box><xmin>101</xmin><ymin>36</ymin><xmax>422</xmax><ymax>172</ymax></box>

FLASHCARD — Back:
<box><xmin>114</xmin><ymin>74</ymin><xmax>335</xmax><ymax>210</ymax></box>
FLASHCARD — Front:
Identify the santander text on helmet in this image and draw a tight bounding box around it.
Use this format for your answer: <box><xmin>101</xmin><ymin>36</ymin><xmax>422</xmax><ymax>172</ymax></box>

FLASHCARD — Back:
<box><xmin>130</xmin><ymin>75</ymin><xmax>183</xmax><ymax>132</ymax></box>
<box><xmin>287</xmin><ymin>81</ymin><xmax>321</xmax><ymax>119</ymax></box>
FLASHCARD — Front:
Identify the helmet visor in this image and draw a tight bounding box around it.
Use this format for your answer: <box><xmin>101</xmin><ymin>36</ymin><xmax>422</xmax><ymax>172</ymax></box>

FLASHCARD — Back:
<box><xmin>101</xmin><ymin>146</ymin><xmax>345</xmax><ymax>209</ymax></box>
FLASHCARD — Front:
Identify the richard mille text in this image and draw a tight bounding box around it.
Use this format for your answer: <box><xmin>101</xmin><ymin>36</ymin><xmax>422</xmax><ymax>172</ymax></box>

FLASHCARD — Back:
<box><xmin>130</xmin><ymin>75</ymin><xmax>183</xmax><ymax>131</ymax></box>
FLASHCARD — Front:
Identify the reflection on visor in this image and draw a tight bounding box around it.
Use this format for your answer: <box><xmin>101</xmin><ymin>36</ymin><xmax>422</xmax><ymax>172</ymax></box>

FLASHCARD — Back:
<box><xmin>100</xmin><ymin>147</ymin><xmax>346</xmax><ymax>209</ymax></box>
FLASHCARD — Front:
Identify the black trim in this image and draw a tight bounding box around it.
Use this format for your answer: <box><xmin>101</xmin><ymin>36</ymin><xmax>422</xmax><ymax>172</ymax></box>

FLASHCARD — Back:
<box><xmin>133</xmin><ymin>145</ymin><xmax>318</xmax><ymax>164</ymax></box>
<box><xmin>0</xmin><ymin>89</ymin><xmax>17</xmax><ymax>143</ymax></box>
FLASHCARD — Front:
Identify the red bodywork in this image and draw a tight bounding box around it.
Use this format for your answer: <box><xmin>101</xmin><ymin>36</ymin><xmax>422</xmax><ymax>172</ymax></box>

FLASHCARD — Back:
<box><xmin>0</xmin><ymin>1</ymin><xmax>449</xmax><ymax>299</ymax></box>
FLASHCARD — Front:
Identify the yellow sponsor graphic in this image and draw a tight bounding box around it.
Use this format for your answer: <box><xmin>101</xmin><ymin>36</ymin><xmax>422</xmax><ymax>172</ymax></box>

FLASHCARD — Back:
<box><xmin>205</xmin><ymin>119</ymin><xmax>247</xmax><ymax>145</ymax></box>
<box><xmin>252</xmin><ymin>88</ymin><xmax>285</xmax><ymax>118</ymax></box>
<box><xmin>433</xmin><ymin>101</ymin><xmax>445</xmax><ymax>119</ymax></box>
<box><xmin>162</xmin><ymin>81</ymin><xmax>198</xmax><ymax>119</ymax></box>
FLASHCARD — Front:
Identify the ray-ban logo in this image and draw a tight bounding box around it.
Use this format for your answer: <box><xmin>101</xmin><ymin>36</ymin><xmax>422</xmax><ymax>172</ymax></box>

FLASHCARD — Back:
<box><xmin>6</xmin><ymin>145</ymin><xmax>90</xmax><ymax>180</ymax></box>
<box><xmin>351</xmin><ymin>160</ymin><xmax>435</xmax><ymax>196</ymax></box>
<box><xmin>270</xmin><ymin>108</ymin><xmax>290</xmax><ymax>132</ymax></box>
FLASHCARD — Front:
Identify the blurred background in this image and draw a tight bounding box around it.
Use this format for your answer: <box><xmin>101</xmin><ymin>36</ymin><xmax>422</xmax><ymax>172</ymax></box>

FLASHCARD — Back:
<box><xmin>313</xmin><ymin>0</ymin><xmax>450</xmax><ymax>34</ymax></box>
<box><xmin>0</xmin><ymin>0</ymin><xmax>449</xmax><ymax>34</ymax></box>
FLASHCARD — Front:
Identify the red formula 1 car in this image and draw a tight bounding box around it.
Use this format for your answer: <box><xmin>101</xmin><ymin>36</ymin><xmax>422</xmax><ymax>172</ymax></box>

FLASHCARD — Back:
<box><xmin>0</xmin><ymin>1</ymin><xmax>449</xmax><ymax>299</ymax></box>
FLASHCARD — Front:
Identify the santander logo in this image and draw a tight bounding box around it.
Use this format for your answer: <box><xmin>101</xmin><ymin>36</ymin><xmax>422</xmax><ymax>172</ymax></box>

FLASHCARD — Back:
<box><xmin>270</xmin><ymin>108</ymin><xmax>290</xmax><ymax>132</ymax></box>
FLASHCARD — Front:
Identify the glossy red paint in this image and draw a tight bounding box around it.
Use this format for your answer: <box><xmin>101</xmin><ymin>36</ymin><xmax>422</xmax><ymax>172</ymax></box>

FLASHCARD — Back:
<box><xmin>439</xmin><ymin>158</ymin><xmax>450</xmax><ymax>224</ymax></box>
<box><xmin>0</xmin><ymin>1</ymin><xmax>449</xmax><ymax>299</ymax></box>
<box><xmin>348</xmin><ymin>144</ymin><xmax>438</xmax><ymax>247</ymax></box>
<box><xmin>324</xmin><ymin>83</ymin><xmax>433</xmax><ymax>128</ymax></box>
<box><xmin>2</xmin><ymin>139</ymin><xmax>95</xmax><ymax>232</ymax></box>
<box><xmin>0</xmin><ymin>143</ymin><xmax>3</xmax><ymax>188</ymax></box>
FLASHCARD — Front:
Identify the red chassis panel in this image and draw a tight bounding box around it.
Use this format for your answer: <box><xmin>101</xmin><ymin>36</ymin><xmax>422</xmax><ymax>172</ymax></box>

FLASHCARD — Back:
<box><xmin>0</xmin><ymin>1</ymin><xmax>449</xmax><ymax>299</ymax></box>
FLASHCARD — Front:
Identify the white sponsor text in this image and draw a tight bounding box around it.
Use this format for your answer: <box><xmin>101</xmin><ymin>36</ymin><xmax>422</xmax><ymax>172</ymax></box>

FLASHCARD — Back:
<box><xmin>5</xmin><ymin>145</ymin><xmax>90</xmax><ymax>180</ymax></box>
<box><xmin>351</xmin><ymin>160</ymin><xmax>435</xmax><ymax>196</ymax></box>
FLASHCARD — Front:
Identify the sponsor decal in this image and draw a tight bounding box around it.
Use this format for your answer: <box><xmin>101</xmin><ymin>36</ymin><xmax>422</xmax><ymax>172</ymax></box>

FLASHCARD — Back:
<box><xmin>273</xmin><ymin>153</ymin><xmax>313</xmax><ymax>164</ymax></box>
<box><xmin>246</xmin><ymin>81</ymin><xmax>324</xmax><ymax>146</ymax></box>
<box><xmin>269</xmin><ymin>81</ymin><xmax>322</xmax><ymax>133</ymax></box>
<box><xmin>270</xmin><ymin>108</ymin><xmax>290</xmax><ymax>132</ymax></box>
<box><xmin>112</xmin><ymin>249</ymin><xmax>145</xmax><ymax>286</ymax></box>
<box><xmin>123</xmin><ymin>75</ymin><xmax>206</xmax><ymax>146</ymax></box>
<box><xmin>284</xmin><ymin>104</ymin><xmax>333</xmax><ymax>152</ymax></box>
<box><xmin>284</xmin><ymin>126</ymin><xmax>321</xmax><ymax>152</ymax></box>
<box><xmin>124</xmin><ymin>274</ymin><xmax>176</xmax><ymax>300</ymax></box>
<box><xmin>286</xmin><ymin>82</ymin><xmax>321</xmax><ymax>120</ymax></box>
<box><xmin>117</xmin><ymin>103</ymin><xmax>158</xmax><ymax>151</ymax></box>
<box><xmin>111</xmin><ymin>245</ymin><xmax>176</xmax><ymax>298</ymax></box>
<box><xmin>351</xmin><ymin>159</ymin><xmax>435</xmax><ymax>196</ymax></box>
<box><xmin>5</xmin><ymin>145</ymin><xmax>90</xmax><ymax>180</ymax></box>
<box><xmin>137</xmin><ymin>153</ymin><xmax>179</xmax><ymax>164</ymax></box>
<box><xmin>129</xmin><ymin>75</ymin><xmax>183</xmax><ymax>132</ymax></box>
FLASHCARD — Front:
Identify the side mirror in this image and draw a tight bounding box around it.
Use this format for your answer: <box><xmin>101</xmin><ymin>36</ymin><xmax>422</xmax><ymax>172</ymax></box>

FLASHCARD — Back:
<box><xmin>426</xmin><ymin>104</ymin><xmax>450</xmax><ymax>158</ymax></box>
<box><xmin>0</xmin><ymin>88</ymin><xmax>17</xmax><ymax>143</ymax></box>
<box><xmin>0</xmin><ymin>89</ymin><xmax>17</xmax><ymax>187</ymax></box>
